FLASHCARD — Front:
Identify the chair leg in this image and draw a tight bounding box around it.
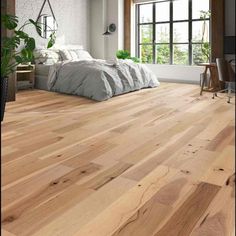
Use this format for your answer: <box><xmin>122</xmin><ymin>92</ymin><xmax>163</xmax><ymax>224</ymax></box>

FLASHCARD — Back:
<box><xmin>227</xmin><ymin>84</ymin><xmax>231</xmax><ymax>103</ymax></box>
<box><xmin>211</xmin><ymin>84</ymin><xmax>235</xmax><ymax>103</ymax></box>
<box><xmin>212</xmin><ymin>92</ymin><xmax>218</xmax><ymax>99</ymax></box>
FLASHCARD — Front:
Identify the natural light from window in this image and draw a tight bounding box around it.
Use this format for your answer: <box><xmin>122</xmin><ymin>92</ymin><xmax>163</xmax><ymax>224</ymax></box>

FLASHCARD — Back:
<box><xmin>136</xmin><ymin>0</ymin><xmax>210</xmax><ymax>65</ymax></box>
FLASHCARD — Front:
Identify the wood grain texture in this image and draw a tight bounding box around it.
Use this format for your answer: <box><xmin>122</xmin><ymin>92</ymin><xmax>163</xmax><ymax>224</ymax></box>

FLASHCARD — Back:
<box><xmin>211</xmin><ymin>0</ymin><xmax>224</xmax><ymax>62</ymax></box>
<box><xmin>153</xmin><ymin>183</ymin><xmax>220</xmax><ymax>236</ymax></box>
<box><xmin>124</xmin><ymin>0</ymin><xmax>132</xmax><ymax>51</ymax></box>
<box><xmin>191</xmin><ymin>174</ymin><xmax>235</xmax><ymax>236</ymax></box>
<box><xmin>1</xmin><ymin>83</ymin><xmax>235</xmax><ymax>236</ymax></box>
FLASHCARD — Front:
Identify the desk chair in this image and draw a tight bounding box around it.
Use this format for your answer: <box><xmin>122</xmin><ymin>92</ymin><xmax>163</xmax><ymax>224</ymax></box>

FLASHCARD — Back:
<box><xmin>212</xmin><ymin>58</ymin><xmax>235</xmax><ymax>103</ymax></box>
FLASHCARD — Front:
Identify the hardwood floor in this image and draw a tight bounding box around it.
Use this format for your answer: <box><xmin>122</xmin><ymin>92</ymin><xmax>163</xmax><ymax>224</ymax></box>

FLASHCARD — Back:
<box><xmin>1</xmin><ymin>83</ymin><xmax>235</xmax><ymax>236</ymax></box>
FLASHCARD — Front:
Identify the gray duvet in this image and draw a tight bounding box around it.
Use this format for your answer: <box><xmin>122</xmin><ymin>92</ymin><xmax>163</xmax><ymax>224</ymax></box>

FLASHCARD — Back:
<box><xmin>48</xmin><ymin>59</ymin><xmax>160</xmax><ymax>101</ymax></box>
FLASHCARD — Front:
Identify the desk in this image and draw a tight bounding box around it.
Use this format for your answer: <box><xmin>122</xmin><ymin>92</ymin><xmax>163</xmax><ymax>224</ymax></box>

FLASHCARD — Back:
<box><xmin>198</xmin><ymin>63</ymin><xmax>221</xmax><ymax>95</ymax></box>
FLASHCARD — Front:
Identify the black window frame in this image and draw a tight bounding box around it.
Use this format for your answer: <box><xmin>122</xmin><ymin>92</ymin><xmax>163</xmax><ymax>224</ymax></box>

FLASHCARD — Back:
<box><xmin>136</xmin><ymin>0</ymin><xmax>211</xmax><ymax>65</ymax></box>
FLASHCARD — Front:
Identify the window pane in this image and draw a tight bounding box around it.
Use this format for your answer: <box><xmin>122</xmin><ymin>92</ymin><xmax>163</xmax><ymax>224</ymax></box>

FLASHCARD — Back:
<box><xmin>173</xmin><ymin>22</ymin><xmax>188</xmax><ymax>43</ymax></box>
<box><xmin>156</xmin><ymin>24</ymin><xmax>169</xmax><ymax>43</ymax></box>
<box><xmin>173</xmin><ymin>0</ymin><xmax>188</xmax><ymax>21</ymax></box>
<box><xmin>192</xmin><ymin>20</ymin><xmax>209</xmax><ymax>43</ymax></box>
<box><xmin>192</xmin><ymin>43</ymin><xmax>210</xmax><ymax>64</ymax></box>
<box><xmin>156</xmin><ymin>44</ymin><xmax>170</xmax><ymax>64</ymax></box>
<box><xmin>173</xmin><ymin>44</ymin><xmax>188</xmax><ymax>65</ymax></box>
<box><xmin>155</xmin><ymin>2</ymin><xmax>169</xmax><ymax>22</ymax></box>
<box><xmin>140</xmin><ymin>4</ymin><xmax>153</xmax><ymax>23</ymax></box>
<box><xmin>140</xmin><ymin>25</ymin><xmax>153</xmax><ymax>43</ymax></box>
<box><xmin>140</xmin><ymin>45</ymin><xmax>153</xmax><ymax>63</ymax></box>
<box><xmin>192</xmin><ymin>0</ymin><xmax>209</xmax><ymax>19</ymax></box>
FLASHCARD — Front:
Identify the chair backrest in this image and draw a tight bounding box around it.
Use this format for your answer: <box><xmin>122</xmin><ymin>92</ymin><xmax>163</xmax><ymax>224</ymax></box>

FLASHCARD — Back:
<box><xmin>216</xmin><ymin>58</ymin><xmax>235</xmax><ymax>82</ymax></box>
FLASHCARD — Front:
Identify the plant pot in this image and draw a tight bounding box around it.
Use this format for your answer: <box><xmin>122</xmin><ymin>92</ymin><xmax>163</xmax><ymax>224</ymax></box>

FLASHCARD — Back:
<box><xmin>1</xmin><ymin>77</ymin><xmax>8</xmax><ymax>122</ymax></box>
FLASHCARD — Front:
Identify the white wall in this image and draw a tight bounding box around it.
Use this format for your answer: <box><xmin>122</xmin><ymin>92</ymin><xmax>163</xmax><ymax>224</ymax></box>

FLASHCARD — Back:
<box><xmin>146</xmin><ymin>64</ymin><xmax>205</xmax><ymax>84</ymax></box>
<box><xmin>90</xmin><ymin>0</ymin><xmax>124</xmax><ymax>60</ymax></box>
<box><xmin>16</xmin><ymin>0</ymin><xmax>90</xmax><ymax>49</ymax></box>
<box><xmin>90</xmin><ymin>0</ymin><xmax>105</xmax><ymax>59</ymax></box>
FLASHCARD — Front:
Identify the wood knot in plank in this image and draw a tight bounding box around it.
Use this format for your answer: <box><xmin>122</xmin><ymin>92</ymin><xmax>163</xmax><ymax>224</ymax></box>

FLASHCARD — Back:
<box><xmin>200</xmin><ymin>213</ymin><xmax>210</xmax><ymax>226</ymax></box>
<box><xmin>181</xmin><ymin>170</ymin><xmax>191</xmax><ymax>175</ymax></box>
<box><xmin>50</xmin><ymin>181</ymin><xmax>59</xmax><ymax>186</ymax></box>
<box><xmin>3</xmin><ymin>215</ymin><xmax>16</xmax><ymax>223</ymax></box>
<box><xmin>214</xmin><ymin>168</ymin><xmax>224</xmax><ymax>172</ymax></box>
<box><xmin>226</xmin><ymin>173</ymin><xmax>235</xmax><ymax>186</ymax></box>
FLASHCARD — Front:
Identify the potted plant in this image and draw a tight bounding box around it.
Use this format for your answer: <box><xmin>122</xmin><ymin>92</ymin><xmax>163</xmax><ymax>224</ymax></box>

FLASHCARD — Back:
<box><xmin>116</xmin><ymin>50</ymin><xmax>140</xmax><ymax>63</ymax></box>
<box><xmin>1</xmin><ymin>14</ymin><xmax>55</xmax><ymax>121</ymax></box>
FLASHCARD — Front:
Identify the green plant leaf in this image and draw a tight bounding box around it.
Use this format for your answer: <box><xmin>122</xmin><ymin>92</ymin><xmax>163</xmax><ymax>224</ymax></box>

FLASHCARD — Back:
<box><xmin>26</xmin><ymin>49</ymin><xmax>33</xmax><ymax>61</ymax></box>
<box><xmin>1</xmin><ymin>14</ymin><xmax>57</xmax><ymax>77</ymax></box>
<box><xmin>35</xmin><ymin>22</ymin><xmax>42</xmax><ymax>34</ymax></box>
<box><xmin>130</xmin><ymin>57</ymin><xmax>140</xmax><ymax>63</ymax></box>
<box><xmin>20</xmin><ymin>48</ymin><xmax>34</xmax><ymax>63</ymax></box>
<box><xmin>21</xmin><ymin>48</ymin><xmax>28</xmax><ymax>58</ymax></box>
<box><xmin>29</xmin><ymin>19</ymin><xmax>36</xmax><ymax>25</ymax></box>
<box><xmin>14</xmin><ymin>36</ymin><xmax>21</xmax><ymax>46</ymax></box>
<box><xmin>1</xmin><ymin>14</ymin><xmax>18</xmax><ymax>30</ymax></box>
<box><xmin>116</xmin><ymin>50</ymin><xmax>130</xmax><ymax>59</ymax></box>
<box><xmin>2</xmin><ymin>37</ymin><xmax>19</xmax><ymax>49</ymax></box>
<box><xmin>47</xmin><ymin>32</ymin><xmax>56</xmax><ymax>48</ymax></box>
<box><xmin>14</xmin><ymin>55</ymin><xmax>23</xmax><ymax>63</ymax></box>
<box><xmin>25</xmin><ymin>37</ymin><xmax>36</xmax><ymax>50</ymax></box>
<box><xmin>15</xmin><ymin>30</ymin><xmax>29</xmax><ymax>39</ymax></box>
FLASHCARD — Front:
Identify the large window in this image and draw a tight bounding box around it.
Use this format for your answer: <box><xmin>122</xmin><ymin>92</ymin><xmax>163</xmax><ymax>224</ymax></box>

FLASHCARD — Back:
<box><xmin>136</xmin><ymin>0</ymin><xmax>210</xmax><ymax>65</ymax></box>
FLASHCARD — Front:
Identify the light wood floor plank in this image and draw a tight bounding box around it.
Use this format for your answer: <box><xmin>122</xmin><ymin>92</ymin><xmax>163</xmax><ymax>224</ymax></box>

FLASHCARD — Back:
<box><xmin>1</xmin><ymin>83</ymin><xmax>235</xmax><ymax>236</ymax></box>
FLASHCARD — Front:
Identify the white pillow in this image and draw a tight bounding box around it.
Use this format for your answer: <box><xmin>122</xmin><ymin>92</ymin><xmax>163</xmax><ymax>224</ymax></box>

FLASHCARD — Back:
<box><xmin>34</xmin><ymin>49</ymin><xmax>62</xmax><ymax>65</ymax></box>
<box><xmin>76</xmin><ymin>50</ymin><xmax>93</xmax><ymax>60</ymax></box>
<box><xmin>55</xmin><ymin>44</ymin><xmax>84</xmax><ymax>50</ymax></box>
<box><xmin>59</xmin><ymin>49</ymin><xmax>93</xmax><ymax>61</ymax></box>
<box><xmin>59</xmin><ymin>49</ymin><xmax>78</xmax><ymax>61</ymax></box>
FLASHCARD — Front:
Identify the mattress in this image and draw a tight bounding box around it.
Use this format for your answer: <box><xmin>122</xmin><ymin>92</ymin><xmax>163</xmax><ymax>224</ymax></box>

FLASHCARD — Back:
<box><xmin>35</xmin><ymin>64</ymin><xmax>51</xmax><ymax>77</ymax></box>
<box><xmin>35</xmin><ymin>64</ymin><xmax>52</xmax><ymax>90</ymax></box>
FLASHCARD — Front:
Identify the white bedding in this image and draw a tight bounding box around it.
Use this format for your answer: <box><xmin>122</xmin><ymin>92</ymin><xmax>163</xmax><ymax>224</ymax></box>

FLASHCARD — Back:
<box><xmin>47</xmin><ymin>59</ymin><xmax>160</xmax><ymax>101</ymax></box>
<box><xmin>34</xmin><ymin>47</ymin><xmax>160</xmax><ymax>99</ymax></box>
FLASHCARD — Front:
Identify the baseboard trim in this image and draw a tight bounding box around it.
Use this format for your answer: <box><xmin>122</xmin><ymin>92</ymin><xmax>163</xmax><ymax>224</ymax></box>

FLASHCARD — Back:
<box><xmin>158</xmin><ymin>78</ymin><xmax>199</xmax><ymax>85</ymax></box>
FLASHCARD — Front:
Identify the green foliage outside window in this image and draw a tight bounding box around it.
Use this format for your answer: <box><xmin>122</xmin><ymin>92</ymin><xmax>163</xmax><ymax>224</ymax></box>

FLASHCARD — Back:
<box><xmin>173</xmin><ymin>45</ymin><xmax>188</xmax><ymax>65</ymax></box>
<box><xmin>141</xmin><ymin>45</ymin><xmax>153</xmax><ymax>63</ymax></box>
<box><xmin>156</xmin><ymin>44</ymin><xmax>169</xmax><ymax>64</ymax></box>
<box><xmin>199</xmin><ymin>10</ymin><xmax>211</xmax><ymax>62</ymax></box>
<box><xmin>140</xmin><ymin>27</ymin><xmax>189</xmax><ymax>65</ymax></box>
<box><xmin>138</xmin><ymin>9</ymin><xmax>211</xmax><ymax>65</ymax></box>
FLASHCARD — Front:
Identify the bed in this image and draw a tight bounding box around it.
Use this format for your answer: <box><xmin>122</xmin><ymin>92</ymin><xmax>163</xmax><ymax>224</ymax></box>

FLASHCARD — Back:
<box><xmin>34</xmin><ymin>46</ymin><xmax>160</xmax><ymax>101</ymax></box>
<box><xmin>35</xmin><ymin>64</ymin><xmax>51</xmax><ymax>90</ymax></box>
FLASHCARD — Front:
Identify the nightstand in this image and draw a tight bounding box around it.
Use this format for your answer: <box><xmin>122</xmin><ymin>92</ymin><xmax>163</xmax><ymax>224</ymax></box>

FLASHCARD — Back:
<box><xmin>16</xmin><ymin>64</ymin><xmax>35</xmax><ymax>90</ymax></box>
